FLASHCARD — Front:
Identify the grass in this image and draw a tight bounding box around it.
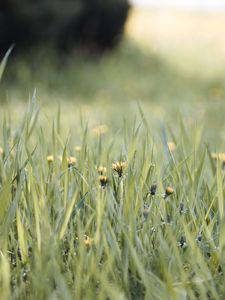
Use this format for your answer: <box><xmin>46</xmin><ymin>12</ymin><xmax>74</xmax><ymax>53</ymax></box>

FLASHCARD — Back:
<box><xmin>0</xmin><ymin>8</ymin><xmax>225</xmax><ymax>299</ymax></box>
<box><xmin>0</xmin><ymin>93</ymin><xmax>225</xmax><ymax>299</ymax></box>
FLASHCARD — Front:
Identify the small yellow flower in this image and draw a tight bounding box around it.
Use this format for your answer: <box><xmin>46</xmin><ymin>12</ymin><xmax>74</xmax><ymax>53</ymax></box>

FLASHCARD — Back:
<box><xmin>58</xmin><ymin>156</ymin><xmax>76</xmax><ymax>167</ymax></box>
<box><xmin>0</xmin><ymin>147</ymin><xmax>3</xmax><ymax>156</ymax></box>
<box><xmin>47</xmin><ymin>155</ymin><xmax>54</xmax><ymax>163</ymax></box>
<box><xmin>74</xmin><ymin>146</ymin><xmax>81</xmax><ymax>153</ymax></box>
<box><xmin>91</xmin><ymin>124</ymin><xmax>109</xmax><ymax>136</ymax></box>
<box><xmin>83</xmin><ymin>235</ymin><xmax>93</xmax><ymax>249</ymax></box>
<box><xmin>67</xmin><ymin>156</ymin><xmax>76</xmax><ymax>167</ymax></box>
<box><xmin>99</xmin><ymin>175</ymin><xmax>108</xmax><ymax>188</ymax></box>
<box><xmin>163</xmin><ymin>186</ymin><xmax>174</xmax><ymax>198</ymax></box>
<box><xmin>112</xmin><ymin>161</ymin><xmax>126</xmax><ymax>177</ymax></box>
<box><xmin>97</xmin><ymin>166</ymin><xmax>107</xmax><ymax>175</ymax></box>
<box><xmin>211</xmin><ymin>152</ymin><xmax>225</xmax><ymax>163</ymax></box>
<box><xmin>167</xmin><ymin>142</ymin><xmax>176</xmax><ymax>152</ymax></box>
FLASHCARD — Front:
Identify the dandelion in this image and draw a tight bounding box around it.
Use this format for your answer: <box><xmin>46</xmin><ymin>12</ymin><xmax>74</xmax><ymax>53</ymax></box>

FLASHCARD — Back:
<box><xmin>167</xmin><ymin>142</ymin><xmax>176</xmax><ymax>152</ymax></box>
<box><xmin>97</xmin><ymin>166</ymin><xmax>107</xmax><ymax>175</ymax></box>
<box><xmin>58</xmin><ymin>156</ymin><xmax>76</xmax><ymax>167</ymax></box>
<box><xmin>99</xmin><ymin>175</ymin><xmax>108</xmax><ymax>188</ymax></box>
<box><xmin>84</xmin><ymin>235</ymin><xmax>93</xmax><ymax>249</ymax></box>
<box><xmin>163</xmin><ymin>186</ymin><xmax>174</xmax><ymax>199</ymax></box>
<box><xmin>150</xmin><ymin>183</ymin><xmax>157</xmax><ymax>196</ymax></box>
<box><xmin>112</xmin><ymin>161</ymin><xmax>126</xmax><ymax>177</ymax></box>
<box><xmin>47</xmin><ymin>155</ymin><xmax>54</xmax><ymax>163</ymax></box>
<box><xmin>67</xmin><ymin>156</ymin><xmax>76</xmax><ymax>167</ymax></box>
<box><xmin>211</xmin><ymin>152</ymin><xmax>225</xmax><ymax>167</ymax></box>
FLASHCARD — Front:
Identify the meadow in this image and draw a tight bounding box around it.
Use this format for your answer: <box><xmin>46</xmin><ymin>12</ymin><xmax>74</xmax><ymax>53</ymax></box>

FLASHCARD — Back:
<box><xmin>0</xmin><ymin>8</ymin><xmax>225</xmax><ymax>300</ymax></box>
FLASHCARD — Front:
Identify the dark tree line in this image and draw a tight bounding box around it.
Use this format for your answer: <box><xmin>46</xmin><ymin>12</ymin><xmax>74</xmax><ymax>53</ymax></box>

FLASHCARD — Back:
<box><xmin>0</xmin><ymin>0</ymin><xmax>130</xmax><ymax>54</ymax></box>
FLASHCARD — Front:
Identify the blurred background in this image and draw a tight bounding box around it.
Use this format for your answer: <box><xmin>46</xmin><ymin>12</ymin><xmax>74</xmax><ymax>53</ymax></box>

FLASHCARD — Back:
<box><xmin>0</xmin><ymin>0</ymin><xmax>225</xmax><ymax>142</ymax></box>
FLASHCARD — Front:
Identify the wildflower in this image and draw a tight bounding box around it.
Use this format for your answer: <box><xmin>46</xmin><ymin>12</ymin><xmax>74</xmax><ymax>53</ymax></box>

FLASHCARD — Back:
<box><xmin>150</xmin><ymin>183</ymin><xmax>157</xmax><ymax>196</ymax></box>
<box><xmin>0</xmin><ymin>147</ymin><xmax>3</xmax><ymax>156</ymax></box>
<box><xmin>167</xmin><ymin>142</ymin><xmax>176</xmax><ymax>152</ymax></box>
<box><xmin>112</xmin><ymin>161</ymin><xmax>126</xmax><ymax>177</ymax></box>
<box><xmin>211</xmin><ymin>152</ymin><xmax>225</xmax><ymax>167</ymax></box>
<box><xmin>99</xmin><ymin>175</ymin><xmax>108</xmax><ymax>188</ymax></box>
<box><xmin>67</xmin><ymin>156</ymin><xmax>76</xmax><ymax>167</ymax></box>
<box><xmin>97</xmin><ymin>166</ymin><xmax>107</xmax><ymax>175</ymax></box>
<box><xmin>47</xmin><ymin>155</ymin><xmax>54</xmax><ymax>163</ymax></box>
<box><xmin>74</xmin><ymin>146</ymin><xmax>81</xmax><ymax>153</ymax></box>
<box><xmin>163</xmin><ymin>186</ymin><xmax>174</xmax><ymax>199</ymax></box>
<box><xmin>178</xmin><ymin>236</ymin><xmax>187</xmax><ymax>249</ymax></box>
<box><xmin>84</xmin><ymin>235</ymin><xmax>93</xmax><ymax>249</ymax></box>
<box><xmin>58</xmin><ymin>156</ymin><xmax>76</xmax><ymax>167</ymax></box>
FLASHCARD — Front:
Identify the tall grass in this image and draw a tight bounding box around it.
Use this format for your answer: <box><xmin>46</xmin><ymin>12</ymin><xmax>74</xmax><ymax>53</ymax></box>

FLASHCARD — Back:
<box><xmin>0</xmin><ymin>94</ymin><xmax>225</xmax><ymax>300</ymax></box>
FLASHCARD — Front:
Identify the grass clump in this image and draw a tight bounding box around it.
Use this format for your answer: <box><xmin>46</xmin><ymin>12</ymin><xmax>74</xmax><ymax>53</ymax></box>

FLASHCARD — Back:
<box><xmin>0</xmin><ymin>97</ymin><xmax>225</xmax><ymax>300</ymax></box>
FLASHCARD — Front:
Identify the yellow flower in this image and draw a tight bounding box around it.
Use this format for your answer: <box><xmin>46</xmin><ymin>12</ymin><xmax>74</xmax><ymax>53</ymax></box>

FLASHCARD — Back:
<box><xmin>167</xmin><ymin>142</ymin><xmax>176</xmax><ymax>152</ymax></box>
<box><xmin>112</xmin><ymin>161</ymin><xmax>126</xmax><ymax>177</ymax></box>
<box><xmin>99</xmin><ymin>175</ymin><xmax>108</xmax><ymax>188</ymax></box>
<box><xmin>211</xmin><ymin>152</ymin><xmax>225</xmax><ymax>163</ymax></box>
<box><xmin>67</xmin><ymin>156</ymin><xmax>76</xmax><ymax>167</ymax></box>
<box><xmin>83</xmin><ymin>235</ymin><xmax>93</xmax><ymax>249</ymax></box>
<box><xmin>47</xmin><ymin>155</ymin><xmax>54</xmax><ymax>163</ymax></box>
<box><xmin>163</xmin><ymin>186</ymin><xmax>174</xmax><ymax>199</ymax></box>
<box><xmin>97</xmin><ymin>166</ymin><xmax>107</xmax><ymax>175</ymax></box>
<box><xmin>58</xmin><ymin>155</ymin><xmax>76</xmax><ymax>167</ymax></box>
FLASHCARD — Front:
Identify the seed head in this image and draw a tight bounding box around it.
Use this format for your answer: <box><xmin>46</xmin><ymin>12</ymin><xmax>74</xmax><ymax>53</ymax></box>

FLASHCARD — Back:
<box><xmin>99</xmin><ymin>175</ymin><xmax>108</xmax><ymax>188</ymax></box>
<box><xmin>112</xmin><ymin>161</ymin><xmax>126</xmax><ymax>177</ymax></box>
<box><xmin>150</xmin><ymin>183</ymin><xmax>157</xmax><ymax>196</ymax></box>
<box><xmin>178</xmin><ymin>236</ymin><xmax>187</xmax><ymax>249</ymax></box>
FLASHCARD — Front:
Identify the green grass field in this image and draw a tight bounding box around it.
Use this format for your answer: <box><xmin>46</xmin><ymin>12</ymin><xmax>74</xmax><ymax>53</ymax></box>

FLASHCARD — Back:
<box><xmin>1</xmin><ymin>9</ymin><xmax>225</xmax><ymax>300</ymax></box>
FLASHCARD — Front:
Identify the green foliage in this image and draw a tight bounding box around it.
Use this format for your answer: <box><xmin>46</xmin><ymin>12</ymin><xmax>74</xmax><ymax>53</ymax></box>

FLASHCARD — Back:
<box><xmin>0</xmin><ymin>95</ymin><xmax>225</xmax><ymax>299</ymax></box>
<box><xmin>0</xmin><ymin>0</ymin><xmax>130</xmax><ymax>53</ymax></box>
